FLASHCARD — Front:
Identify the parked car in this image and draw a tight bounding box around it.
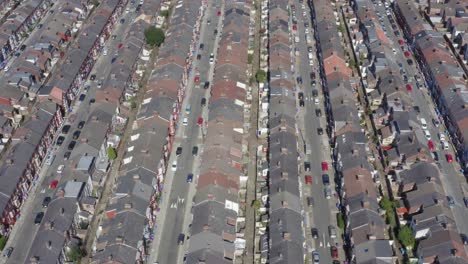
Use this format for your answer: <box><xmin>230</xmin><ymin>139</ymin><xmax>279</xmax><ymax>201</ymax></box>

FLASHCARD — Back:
<box><xmin>68</xmin><ymin>141</ymin><xmax>76</xmax><ymax>150</ymax></box>
<box><xmin>45</xmin><ymin>154</ymin><xmax>55</xmax><ymax>165</ymax></box>
<box><xmin>305</xmin><ymin>175</ymin><xmax>312</xmax><ymax>185</ymax></box>
<box><xmin>463</xmin><ymin>197</ymin><xmax>468</xmax><ymax>208</ymax></box>
<box><xmin>201</xmin><ymin>98</ymin><xmax>207</xmax><ymax>106</ymax></box>
<box><xmin>73</xmin><ymin>130</ymin><xmax>81</xmax><ymax>140</ymax></box>
<box><xmin>304</xmin><ymin>161</ymin><xmax>311</xmax><ymax>171</ymax></box>
<box><xmin>317</xmin><ymin>127</ymin><xmax>323</xmax><ymax>135</ymax></box>
<box><xmin>194</xmin><ymin>76</ymin><xmax>200</xmax><ymax>83</ymax></box>
<box><xmin>446</xmin><ymin>154</ymin><xmax>453</xmax><ymax>163</ymax></box>
<box><xmin>57</xmin><ymin>164</ymin><xmax>64</xmax><ymax>174</ymax></box>
<box><xmin>203</xmin><ymin>81</ymin><xmax>210</xmax><ymax>89</ymax></box>
<box><xmin>176</xmin><ymin>147</ymin><xmax>183</xmax><ymax>156</ymax></box>
<box><xmin>322</xmin><ymin>174</ymin><xmax>330</xmax><ymax>186</ymax></box>
<box><xmin>447</xmin><ymin>196</ymin><xmax>455</xmax><ymax>207</ymax></box>
<box><xmin>62</xmin><ymin>125</ymin><xmax>71</xmax><ymax>134</ymax></box>
<box><xmin>78</xmin><ymin>120</ymin><xmax>85</xmax><ymax>129</ymax></box>
<box><xmin>312</xmin><ymin>251</ymin><xmax>320</xmax><ymax>264</ymax></box>
<box><xmin>197</xmin><ymin>117</ymin><xmax>203</xmax><ymax>126</ymax></box>
<box><xmin>64</xmin><ymin>151</ymin><xmax>71</xmax><ymax>160</ymax></box>
<box><xmin>312</xmin><ymin>89</ymin><xmax>318</xmax><ymax>97</ymax></box>
<box><xmin>192</xmin><ymin>146</ymin><xmax>198</xmax><ymax>156</ymax></box>
<box><xmin>171</xmin><ymin>160</ymin><xmax>177</xmax><ymax>171</ymax></box>
<box><xmin>307</xmin><ymin>197</ymin><xmax>314</xmax><ymax>207</ymax></box>
<box><xmin>186</xmin><ymin>173</ymin><xmax>193</xmax><ymax>183</ymax></box>
<box><xmin>428</xmin><ymin>140</ymin><xmax>435</xmax><ymax>151</ymax></box>
<box><xmin>331</xmin><ymin>246</ymin><xmax>339</xmax><ymax>259</ymax></box>
<box><xmin>321</xmin><ymin>161</ymin><xmax>328</xmax><ymax>171</ymax></box>
<box><xmin>3</xmin><ymin>247</ymin><xmax>13</xmax><ymax>258</ymax></box>
<box><xmin>311</xmin><ymin>228</ymin><xmax>319</xmax><ymax>239</ymax></box>
<box><xmin>34</xmin><ymin>212</ymin><xmax>44</xmax><ymax>225</ymax></box>
<box><xmin>328</xmin><ymin>225</ymin><xmax>337</xmax><ymax>238</ymax></box>
<box><xmin>324</xmin><ymin>186</ymin><xmax>331</xmax><ymax>199</ymax></box>
<box><xmin>42</xmin><ymin>197</ymin><xmax>51</xmax><ymax>208</ymax></box>
<box><xmin>178</xmin><ymin>233</ymin><xmax>185</xmax><ymax>245</ymax></box>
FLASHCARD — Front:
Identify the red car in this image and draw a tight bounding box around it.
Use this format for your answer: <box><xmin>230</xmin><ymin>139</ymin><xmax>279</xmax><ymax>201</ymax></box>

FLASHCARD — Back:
<box><xmin>50</xmin><ymin>180</ymin><xmax>58</xmax><ymax>189</ymax></box>
<box><xmin>331</xmin><ymin>246</ymin><xmax>338</xmax><ymax>259</ymax></box>
<box><xmin>321</xmin><ymin>161</ymin><xmax>328</xmax><ymax>171</ymax></box>
<box><xmin>197</xmin><ymin>117</ymin><xmax>203</xmax><ymax>126</ymax></box>
<box><xmin>118</xmin><ymin>43</ymin><xmax>123</xmax><ymax>49</ymax></box>
<box><xmin>293</xmin><ymin>24</ymin><xmax>297</xmax><ymax>31</ymax></box>
<box><xmin>428</xmin><ymin>140</ymin><xmax>434</xmax><ymax>151</ymax></box>
<box><xmin>406</xmin><ymin>84</ymin><xmax>412</xmax><ymax>92</ymax></box>
<box><xmin>398</xmin><ymin>39</ymin><xmax>404</xmax><ymax>45</ymax></box>
<box><xmin>217</xmin><ymin>10</ymin><xmax>221</xmax><ymax>16</ymax></box>
<box><xmin>446</xmin><ymin>154</ymin><xmax>453</xmax><ymax>163</ymax></box>
<box><xmin>404</xmin><ymin>51</ymin><xmax>411</xmax><ymax>57</ymax></box>
<box><xmin>194</xmin><ymin>76</ymin><xmax>200</xmax><ymax>83</ymax></box>
<box><xmin>305</xmin><ymin>175</ymin><xmax>312</xmax><ymax>185</ymax></box>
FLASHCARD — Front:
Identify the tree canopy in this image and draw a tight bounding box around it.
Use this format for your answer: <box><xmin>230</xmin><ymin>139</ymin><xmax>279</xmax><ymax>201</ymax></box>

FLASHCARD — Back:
<box><xmin>398</xmin><ymin>225</ymin><xmax>415</xmax><ymax>248</ymax></box>
<box><xmin>145</xmin><ymin>26</ymin><xmax>165</xmax><ymax>47</ymax></box>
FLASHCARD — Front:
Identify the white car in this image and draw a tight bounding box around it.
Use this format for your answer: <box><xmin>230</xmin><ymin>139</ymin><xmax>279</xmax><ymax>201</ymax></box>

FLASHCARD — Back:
<box><xmin>171</xmin><ymin>160</ymin><xmax>177</xmax><ymax>171</ymax></box>
<box><xmin>45</xmin><ymin>154</ymin><xmax>55</xmax><ymax>166</ymax></box>
<box><xmin>126</xmin><ymin>7</ymin><xmax>130</xmax><ymax>13</ymax></box>
<box><xmin>57</xmin><ymin>164</ymin><xmax>64</xmax><ymax>174</ymax></box>
<box><xmin>305</xmin><ymin>28</ymin><xmax>309</xmax><ymax>34</ymax></box>
<box><xmin>439</xmin><ymin>133</ymin><xmax>446</xmax><ymax>141</ymax></box>
<box><xmin>314</xmin><ymin>98</ymin><xmax>319</xmax><ymax>105</ymax></box>
<box><xmin>3</xmin><ymin>66</ymin><xmax>9</xmax><ymax>72</ymax></box>
<box><xmin>209</xmin><ymin>53</ymin><xmax>214</xmax><ymax>64</ymax></box>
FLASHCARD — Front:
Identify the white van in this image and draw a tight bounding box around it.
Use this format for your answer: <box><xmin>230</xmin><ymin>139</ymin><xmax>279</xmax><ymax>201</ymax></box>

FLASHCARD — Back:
<box><xmin>420</xmin><ymin>118</ymin><xmax>427</xmax><ymax>130</ymax></box>
<box><xmin>183</xmin><ymin>118</ymin><xmax>188</xmax><ymax>126</ymax></box>
<box><xmin>424</xmin><ymin>130</ymin><xmax>431</xmax><ymax>140</ymax></box>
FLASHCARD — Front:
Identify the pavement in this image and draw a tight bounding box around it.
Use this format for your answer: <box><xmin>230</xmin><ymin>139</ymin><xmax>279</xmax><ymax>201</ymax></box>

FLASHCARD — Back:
<box><xmin>147</xmin><ymin>1</ymin><xmax>224</xmax><ymax>264</ymax></box>
<box><xmin>291</xmin><ymin>1</ymin><xmax>345</xmax><ymax>263</ymax></box>
<box><xmin>373</xmin><ymin>1</ymin><xmax>468</xmax><ymax>237</ymax></box>
<box><xmin>0</xmin><ymin>4</ymin><xmax>139</xmax><ymax>264</ymax></box>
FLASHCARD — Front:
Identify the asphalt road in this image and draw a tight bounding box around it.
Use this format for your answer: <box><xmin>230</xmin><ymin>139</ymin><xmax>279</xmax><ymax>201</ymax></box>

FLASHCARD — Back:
<box><xmin>292</xmin><ymin>1</ymin><xmax>344</xmax><ymax>263</ymax></box>
<box><xmin>152</xmin><ymin>2</ymin><xmax>224</xmax><ymax>264</ymax></box>
<box><xmin>374</xmin><ymin>1</ymin><xmax>468</xmax><ymax>237</ymax></box>
<box><xmin>1</xmin><ymin>4</ymin><xmax>138</xmax><ymax>263</ymax></box>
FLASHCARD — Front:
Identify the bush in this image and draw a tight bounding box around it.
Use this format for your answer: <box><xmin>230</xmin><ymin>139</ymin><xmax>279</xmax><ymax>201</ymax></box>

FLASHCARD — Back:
<box><xmin>248</xmin><ymin>54</ymin><xmax>254</xmax><ymax>64</ymax></box>
<box><xmin>255</xmin><ymin>69</ymin><xmax>267</xmax><ymax>83</ymax></box>
<box><xmin>107</xmin><ymin>147</ymin><xmax>117</xmax><ymax>160</ymax></box>
<box><xmin>67</xmin><ymin>246</ymin><xmax>85</xmax><ymax>262</ymax></box>
<box><xmin>144</xmin><ymin>26</ymin><xmax>165</xmax><ymax>47</ymax></box>
<box><xmin>0</xmin><ymin>236</ymin><xmax>7</xmax><ymax>251</ymax></box>
<box><xmin>398</xmin><ymin>225</ymin><xmax>415</xmax><ymax>249</ymax></box>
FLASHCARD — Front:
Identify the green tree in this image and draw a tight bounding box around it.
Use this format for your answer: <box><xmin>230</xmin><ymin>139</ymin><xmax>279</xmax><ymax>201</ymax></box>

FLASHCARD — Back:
<box><xmin>129</xmin><ymin>96</ymin><xmax>137</xmax><ymax>109</ymax></box>
<box><xmin>337</xmin><ymin>212</ymin><xmax>345</xmax><ymax>230</ymax></box>
<box><xmin>379</xmin><ymin>196</ymin><xmax>394</xmax><ymax>211</ymax></box>
<box><xmin>0</xmin><ymin>236</ymin><xmax>7</xmax><ymax>250</ymax></box>
<box><xmin>160</xmin><ymin>10</ymin><xmax>170</xmax><ymax>18</ymax></box>
<box><xmin>67</xmin><ymin>246</ymin><xmax>85</xmax><ymax>262</ymax></box>
<box><xmin>255</xmin><ymin>69</ymin><xmax>267</xmax><ymax>83</ymax></box>
<box><xmin>252</xmin><ymin>200</ymin><xmax>262</xmax><ymax>211</ymax></box>
<box><xmin>144</xmin><ymin>26</ymin><xmax>165</xmax><ymax>47</ymax></box>
<box><xmin>107</xmin><ymin>147</ymin><xmax>117</xmax><ymax>160</ymax></box>
<box><xmin>398</xmin><ymin>225</ymin><xmax>415</xmax><ymax>248</ymax></box>
<box><xmin>248</xmin><ymin>54</ymin><xmax>254</xmax><ymax>64</ymax></box>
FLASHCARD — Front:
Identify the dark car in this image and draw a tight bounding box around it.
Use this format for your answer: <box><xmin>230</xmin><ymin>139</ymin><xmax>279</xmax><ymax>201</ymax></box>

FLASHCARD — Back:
<box><xmin>176</xmin><ymin>147</ymin><xmax>182</xmax><ymax>156</ymax></box>
<box><xmin>322</xmin><ymin>174</ymin><xmax>330</xmax><ymax>185</ymax></box>
<box><xmin>317</xmin><ymin>127</ymin><xmax>323</xmax><ymax>135</ymax></box>
<box><xmin>296</xmin><ymin>76</ymin><xmax>302</xmax><ymax>84</ymax></box>
<box><xmin>298</xmin><ymin>92</ymin><xmax>304</xmax><ymax>100</ymax></box>
<box><xmin>3</xmin><ymin>247</ymin><xmax>13</xmax><ymax>258</ymax></box>
<box><xmin>201</xmin><ymin>98</ymin><xmax>207</xmax><ymax>106</ymax></box>
<box><xmin>111</xmin><ymin>57</ymin><xmax>117</xmax><ymax>64</ymax></box>
<box><xmin>311</xmin><ymin>228</ymin><xmax>319</xmax><ymax>239</ymax></box>
<box><xmin>187</xmin><ymin>173</ymin><xmax>193</xmax><ymax>183</ymax></box>
<box><xmin>90</xmin><ymin>74</ymin><xmax>96</xmax><ymax>81</ymax></box>
<box><xmin>394</xmin><ymin>30</ymin><xmax>400</xmax><ymax>36</ymax></box>
<box><xmin>316</xmin><ymin>108</ymin><xmax>322</xmax><ymax>117</ymax></box>
<box><xmin>68</xmin><ymin>141</ymin><xmax>76</xmax><ymax>151</ymax></box>
<box><xmin>310</xmin><ymin>72</ymin><xmax>316</xmax><ymax>79</ymax></box>
<box><xmin>199</xmin><ymin>43</ymin><xmax>204</xmax><ymax>50</ymax></box>
<box><xmin>120</xmin><ymin>18</ymin><xmax>125</xmax><ymax>24</ymax></box>
<box><xmin>196</xmin><ymin>54</ymin><xmax>201</xmax><ymax>60</ymax></box>
<box><xmin>447</xmin><ymin>196</ymin><xmax>455</xmax><ymax>207</ymax></box>
<box><xmin>56</xmin><ymin>136</ymin><xmax>65</xmax><ymax>146</ymax></box>
<box><xmin>73</xmin><ymin>130</ymin><xmax>81</xmax><ymax>140</ymax></box>
<box><xmin>42</xmin><ymin>196</ymin><xmax>51</xmax><ymax>208</ymax></box>
<box><xmin>407</xmin><ymin>59</ymin><xmax>413</xmax><ymax>65</ymax></box>
<box><xmin>464</xmin><ymin>197</ymin><xmax>468</xmax><ymax>208</ymax></box>
<box><xmin>432</xmin><ymin>151</ymin><xmax>439</xmax><ymax>161</ymax></box>
<box><xmin>461</xmin><ymin>233</ymin><xmax>468</xmax><ymax>245</ymax></box>
<box><xmin>312</xmin><ymin>89</ymin><xmax>318</xmax><ymax>97</ymax></box>
<box><xmin>34</xmin><ymin>212</ymin><xmax>44</xmax><ymax>225</ymax></box>
<box><xmin>78</xmin><ymin>121</ymin><xmax>85</xmax><ymax>129</ymax></box>
<box><xmin>311</xmin><ymin>80</ymin><xmax>316</xmax><ymax>87</ymax></box>
<box><xmin>413</xmin><ymin>106</ymin><xmax>420</xmax><ymax>113</ymax></box>
<box><xmin>214</xmin><ymin>29</ymin><xmax>218</xmax><ymax>35</ymax></box>
<box><xmin>304</xmin><ymin>161</ymin><xmax>311</xmax><ymax>171</ymax></box>
<box><xmin>20</xmin><ymin>44</ymin><xmax>26</xmax><ymax>51</ymax></box>
<box><xmin>203</xmin><ymin>81</ymin><xmax>210</xmax><ymax>89</ymax></box>
<box><xmin>304</xmin><ymin>22</ymin><xmax>309</xmax><ymax>27</ymax></box>
<box><xmin>192</xmin><ymin>146</ymin><xmax>198</xmax><ymax>156</ymax></box>
<box><xmin>79</xmin><ymin>94</ymin><xmax>86</xmax><ymax>101</ymax></box>
<box><xmin>178</xmin><ymin>233</ymin><xmax>185</xmax><ymax>245</ymax></box>
<box><xmin>89</xmin><ymin>98</ymin><xmax>96</xmax><ymax>104</ymax></box>
<box><xmin>64</xmin><ymin>151</ymin><xmax>71</xmax><ymax>160</ymax></box>
<box><xmin>307</xmin><ymin>197</ymin><xmax>314</xmax><ymax>207</ymax></box>
<box><xmin>62</xmin><ymin>125</ymin><xmax>71</xmax><ymax>134</ymax></box>
<box><xmin>299</xmin><ymin>100</ymin><xmax>305</xmax><ymax>107</ymax></box>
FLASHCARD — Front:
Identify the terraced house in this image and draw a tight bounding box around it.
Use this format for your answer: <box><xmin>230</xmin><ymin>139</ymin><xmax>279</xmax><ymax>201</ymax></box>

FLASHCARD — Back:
<box><xmin>186</xmin><ymin>2</ymin><xmax>250</xmax><ymax>263</ymax></box>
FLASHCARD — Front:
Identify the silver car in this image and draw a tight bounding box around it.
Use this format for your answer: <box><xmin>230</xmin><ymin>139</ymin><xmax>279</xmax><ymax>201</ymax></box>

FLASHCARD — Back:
<box><xmin>312</xmin><ymin>251</ymin><xmax>320</xmax><ymax>264</ymax></box>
